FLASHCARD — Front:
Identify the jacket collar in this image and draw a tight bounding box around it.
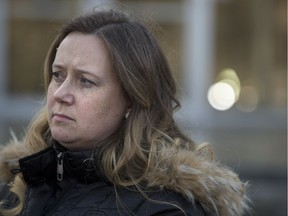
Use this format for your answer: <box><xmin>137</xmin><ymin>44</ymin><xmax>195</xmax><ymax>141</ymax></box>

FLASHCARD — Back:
<box><xmin>0</xmin><ymin>140</ymin><xmax>250</xmax><ymax>216</ymax></box>
<box><xmin>18</xmin><ymin>142</ymin><xmax>107</xmax><ymax>185</ymax></box>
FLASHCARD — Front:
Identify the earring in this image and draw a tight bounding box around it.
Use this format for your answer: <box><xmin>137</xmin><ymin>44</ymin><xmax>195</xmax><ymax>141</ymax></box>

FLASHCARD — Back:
<box><xmin>125</xmin><ymin>112</ymin><xmax>130</xmax><ymax>119</ymax></box>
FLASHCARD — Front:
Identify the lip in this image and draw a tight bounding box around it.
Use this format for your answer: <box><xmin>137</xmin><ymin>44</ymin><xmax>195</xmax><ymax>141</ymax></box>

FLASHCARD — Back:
<box><xmin>52</xmin><ymin>113</ymin><xmax>74</xmax><ymax>121</ymax></box>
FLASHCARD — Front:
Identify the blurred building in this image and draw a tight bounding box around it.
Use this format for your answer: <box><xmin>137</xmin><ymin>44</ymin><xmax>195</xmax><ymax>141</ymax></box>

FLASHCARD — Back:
<box><xmin>0</xmin><ymin>0</ymin><xmax>286</xmax><ymax>215</ymax></box>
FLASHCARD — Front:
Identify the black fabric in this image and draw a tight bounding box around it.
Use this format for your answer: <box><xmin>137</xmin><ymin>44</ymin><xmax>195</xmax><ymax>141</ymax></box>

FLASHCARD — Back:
<box><xmin>19</xmin><ymin>147</ymin><xmax>56</xmax><ymax>185</ymax></box>
<box><xmin>0</xmin><ymin>183</ymin><xmax>18</xmax><ymax>210</ymax></box>
<box><xmin>1</xmin><ymin>144</ymin><xmax>206</xmax><ymax>216</ymax></box>
<box><xmin>0</xmin><ymin>183</ymin><xmax>9</xmax><ymax>201</ymax></box>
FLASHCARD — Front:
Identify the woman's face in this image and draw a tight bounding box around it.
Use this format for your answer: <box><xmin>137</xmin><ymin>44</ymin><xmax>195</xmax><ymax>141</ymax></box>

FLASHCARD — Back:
<box><xmin>47</xmin><ymin>32</ymin><xmax>129</xmax><ymax>150</ymax></box>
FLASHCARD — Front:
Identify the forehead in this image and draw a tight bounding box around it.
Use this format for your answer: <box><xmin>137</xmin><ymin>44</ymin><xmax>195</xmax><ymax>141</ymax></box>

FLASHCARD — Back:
<box><xmin>55</xmin><ymin>32</ymin><xmax>109</xmax><ymax>61</ymax></box>
<box><xmin>54</xmin><ymin>33</ymin><xmax>112</xmax><ymax>70</ymax></box>
<box><xmin>52</xmin><ymin>32</ymin><xmax>120</xmax><ymax>83</ymax></box>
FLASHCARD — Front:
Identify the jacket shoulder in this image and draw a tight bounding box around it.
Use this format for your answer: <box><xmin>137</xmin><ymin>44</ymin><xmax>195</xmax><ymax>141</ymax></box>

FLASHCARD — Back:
<box><xmin>136</xmin><ymin>189</ymin><xmax>206</xmax><ymax>216</ymax></box>
<box><xmin>0</xmin><ymin>139</ymin><xmax>32</xmax><ymax>182</ymax></box>
<box><xmin>146</xmin><ymin>146</ymin><xmax>250</xmax><ymax>216</ymax></box>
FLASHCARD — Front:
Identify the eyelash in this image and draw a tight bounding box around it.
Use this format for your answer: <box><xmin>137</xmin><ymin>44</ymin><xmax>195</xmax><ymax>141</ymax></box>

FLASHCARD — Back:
<box><xmin>80</xmin><ymin>77</ymin><xmax>95</xmax><ymax>88</ymax></box>
<box><xmin>51</xmin><ymin>71</ymin><xmax>64</xmax><ymax>83</ymax></box>
<box><xmin>51</xmin><ymin>72</ymin><xmax>96</xmax><ymax>88</ymax></box>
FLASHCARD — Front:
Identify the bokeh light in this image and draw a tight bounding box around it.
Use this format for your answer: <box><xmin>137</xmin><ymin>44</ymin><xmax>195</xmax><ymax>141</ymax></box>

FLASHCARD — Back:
<box><xmin>207</xmin><ymin>81</ymin><xmax>236</xmax><ymax>111</ymax></box>
<box><xmin>207</xmin><ymin>68</ymin><xmax>241</xmax><ymax>111</ymax></box>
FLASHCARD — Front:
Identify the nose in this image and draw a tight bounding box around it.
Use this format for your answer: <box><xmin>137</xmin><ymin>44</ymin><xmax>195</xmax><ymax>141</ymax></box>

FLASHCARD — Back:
<box><xmin>53</xmin><ymin>80</ymin><xmax>74</xmax><ymax>105</ymax></box>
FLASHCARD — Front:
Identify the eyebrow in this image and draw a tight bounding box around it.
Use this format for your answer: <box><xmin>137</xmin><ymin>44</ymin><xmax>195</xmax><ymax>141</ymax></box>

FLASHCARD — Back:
<box><xmin>52</xmin><ymin>63</ymin><xmax>102</xmax><ymax>81</ymax></box>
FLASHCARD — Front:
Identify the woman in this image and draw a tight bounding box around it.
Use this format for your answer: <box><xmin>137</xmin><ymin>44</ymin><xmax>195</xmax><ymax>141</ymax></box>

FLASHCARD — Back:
<box><xmin>0</xmin><ymin>10</ymin><xmax>249</xmax><ymax>216</ymax></box>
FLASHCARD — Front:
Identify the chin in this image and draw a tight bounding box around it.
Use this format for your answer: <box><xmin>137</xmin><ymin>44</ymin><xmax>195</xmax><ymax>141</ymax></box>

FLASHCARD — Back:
<box><xmin>51</xmin><ymin>131</ymin><xmax>73</xmax><ymax>145</ymax></box>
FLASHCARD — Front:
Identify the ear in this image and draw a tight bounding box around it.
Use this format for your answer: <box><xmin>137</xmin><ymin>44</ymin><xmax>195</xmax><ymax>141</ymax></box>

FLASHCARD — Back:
<box><xmin>125</xmin><ymin>97</ymin><xmax>132</xmax><ymax>113</ymax></box>
<box><xmin>126</xmin><ymin>106</ymin><xmax>132</xmax><ymax>113</ymax></box>
<box><xmin>125</xmin><ymin>106</ymin><xmax>132</xmax><ymax>119</ymax></box>
<box><xmin>122</xmin><ymin>95</ymin><xmax>131</xmax><ymax>119</ymax></box>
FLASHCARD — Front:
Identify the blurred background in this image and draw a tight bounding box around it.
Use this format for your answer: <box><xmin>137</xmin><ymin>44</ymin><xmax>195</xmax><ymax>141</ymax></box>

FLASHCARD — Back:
<box><xmin>0</xmin><ymin>0</ymin><xmax>286</xmax><ymax>215</ymax></box>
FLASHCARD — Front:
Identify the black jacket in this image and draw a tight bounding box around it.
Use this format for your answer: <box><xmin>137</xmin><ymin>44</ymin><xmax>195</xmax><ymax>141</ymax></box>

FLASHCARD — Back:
<box><xmin>0</xmin><ymin>144</ymin><xmax>205</xmax><ymax>216</ymax></box>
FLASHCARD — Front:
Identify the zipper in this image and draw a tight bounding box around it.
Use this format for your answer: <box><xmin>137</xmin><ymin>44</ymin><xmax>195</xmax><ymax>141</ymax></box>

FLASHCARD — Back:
<box><xmin>57</xmin><ymin>152</ymin><xmax>64</xmax><ymax>181</ymax></box>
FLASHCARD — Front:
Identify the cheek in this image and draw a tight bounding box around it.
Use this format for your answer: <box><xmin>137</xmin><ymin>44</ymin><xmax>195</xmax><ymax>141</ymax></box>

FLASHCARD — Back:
<box><xmin>82</xmin><ymin>100</ymin><xmax>108</xmax><ymax>121</ymax></box>
<box><xmin>78</xmin><ymin>102</ymin><xmax>105</xmax><ymax>135</ymax></box>
<box><xmin>81</xmin><ymin>98</ymin><xmax>124</xmax><ymax>127</ymax></box>
<box><xmin>46</xmin><ymin>86</ymin><xmax>55</xmax><ymax>110</ymax></box>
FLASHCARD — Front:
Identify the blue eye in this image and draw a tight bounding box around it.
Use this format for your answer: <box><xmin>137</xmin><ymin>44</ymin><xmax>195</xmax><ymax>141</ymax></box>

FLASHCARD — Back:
<box><xmin>51</xmin><ymin>71</ymin><xmax>65</xmax><ymax>83</ymax></box>
<box><xmin>80</xmin><ymin>77</ymin><xmax>95</xmax><ymax>88</ymax></box>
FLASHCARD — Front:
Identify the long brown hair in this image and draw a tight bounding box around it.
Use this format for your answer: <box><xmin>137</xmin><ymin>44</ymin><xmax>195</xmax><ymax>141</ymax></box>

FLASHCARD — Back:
<box><xmin>1</xmin><ymin>9</ymin><xmax>196</xmax><ymax>215</ymax></box>
<box><xmin>44</xmin><ymin>9</ymin><xmax>195</xmax><ymax>184</ymax></box>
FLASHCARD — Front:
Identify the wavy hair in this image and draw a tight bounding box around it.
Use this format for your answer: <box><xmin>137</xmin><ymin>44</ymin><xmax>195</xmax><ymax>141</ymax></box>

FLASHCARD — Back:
<box><xmin>44</xmin><ymin>9</ymin><xmax>195</xmax><ymax>184</ymax></box>
<box><xmin>1</xmin><ymin>10</ymin><xmax>196</xmax><ymax>215</ymax></box>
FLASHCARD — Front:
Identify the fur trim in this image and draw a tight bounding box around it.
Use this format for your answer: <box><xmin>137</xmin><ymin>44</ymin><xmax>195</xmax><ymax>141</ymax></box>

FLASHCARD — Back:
<box><xmin>0</xmin><ymin>140</ymin><xmax>31</xmax><ymax>182</ymax></box>
<box><xmin>146</xmin><ymin>146</ymin><xmax>250</xmax><ymax>216</ymax></box>
<box><xmin>0</xmin><ymin>140</ymin><xmax>250</xmax><ymax>215</ymax></box>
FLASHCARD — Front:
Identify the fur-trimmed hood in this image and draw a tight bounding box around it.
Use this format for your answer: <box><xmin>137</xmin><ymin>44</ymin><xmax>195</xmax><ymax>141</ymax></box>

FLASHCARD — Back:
<box><xmin>146</xmin><ymin>144</ymin><xmax>250</xmax><ymax>216</ymax></box>
<box><xmin>0</xmin><ymin>140</ymin><xmax>250</xmax><ymax>216</ymax></box>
